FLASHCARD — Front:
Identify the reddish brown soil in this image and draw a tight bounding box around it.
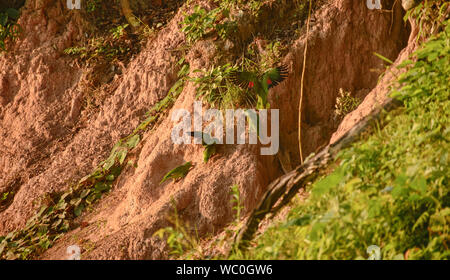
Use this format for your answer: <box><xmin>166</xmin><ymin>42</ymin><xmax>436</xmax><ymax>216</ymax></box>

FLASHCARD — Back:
<box><xmin>0</xmin><ymin>0</ymin><xmax>415</xmax><ymax>259</ymax></box>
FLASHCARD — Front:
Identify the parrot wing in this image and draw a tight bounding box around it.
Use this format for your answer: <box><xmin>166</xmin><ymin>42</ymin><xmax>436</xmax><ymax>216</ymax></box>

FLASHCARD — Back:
<box><xmin>203</xmin><ymin>144</ymin><xmax>217</xmax><ymax>163</ymax></box>
<box><xmin>262</xmin><ymin>65</ymin><xmax>288</xmax><ymax>89</ymax></box>
<box><xmin>229</xmin><ymin>70</ymin><xmax>259</xmax><ymax>89</ymax></box>
<box><xmin>160</xmin><ymin>162</ymin><xmax>192</xmax><ymax>184</ymax></box>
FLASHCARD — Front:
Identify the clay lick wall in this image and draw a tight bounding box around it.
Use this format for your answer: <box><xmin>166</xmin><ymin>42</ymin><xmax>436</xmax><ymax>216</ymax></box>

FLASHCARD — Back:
<box><xmin>55</xmin><ymin>0</ymin><xmax>412</xmax><ymax>260</ymax></box>
<box><xmin>0</xmin><ymin>0</ymin><xmax>412</xmax><ymax>259</ymax></box>
<box><xmin>0</xmin><ymin>0</ymin><xmax>85</xmax><ymax>224</ymax></box>
<box><xmin>273</xmin><ymin>0</ymin><xmax>410</xmax><ymax>168</ymax></box>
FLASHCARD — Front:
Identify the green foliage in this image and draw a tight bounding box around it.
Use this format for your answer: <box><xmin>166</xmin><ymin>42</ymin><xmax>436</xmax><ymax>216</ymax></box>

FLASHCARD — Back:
<box><xmin>188</xmin><ymin>131</ymin><xmax>219</xmax><ymax>163</ymax></box>
<box><xmin>86</xmin><ymin>0</ymin><xmax>103</xmax><ymax>13</ymax></box>
<box><xmin>215</xmin><ymin>0</ymin><xmax>263</xmax><ymax>17</ymax></box>
<box><xmin>0</xmin><ymin>7</ymin><xmax>20</xmax><ymax>52</ymax></box>
<box><xmin>0</xmin><ymin>180</ymin><xmax>110</xmax><ymax>260</ymax></box>
<box><xmin>260</xmin><ymin>41</ymin><xmax>284</xmax><ymax>71</ymax></box>
<box><xmin>160</xmin><ymin>162</ymin><xmax>193</xmax><ymax>184</ymax></box>
<box><xmin>230</xmin><ymin>184</ymin><xmax>243</xmax><ymax>224</ymax></box>
<box><xmin>334</xmin><ymin>88</ymin><xmax>361</xmax><ymax>122</ymax></box>
<box><xmin>374</xmin><ymin>52</ymin><xmax>394</xmax><ymax>65</ymax></box>
<box><xmin>154</xmin><ymin>184</ymin><xmax>244</xmax><ymax>259</ymax></box>
<box><xmin>64</xmin><ymin>33</ymin><xmax>131</xmax><ymax>62</ymax></box>
<box><xmin>192</xmin><ymin>63</ymin><xmax>255</xmax><ymax>108</ymax></box>
<box><xmin>0</xmin><ymin>59</ymin><xmax>190</xmax><ymax>260</ymax></box>
<box><xmin>63</xmin><ymin>21</ymin><xmax>138</xmax><ymax>63</ymax></box>
<box><xmin>404</xmin><ymin>0</ymin><xmax>449</xmax><ymax>41</ymax></box>
<box><xmin>0</xmin><ymin>192</ymin><xmax>11</xmax><ymax>201</ymax></box>
<box><xmin>63</xmin><ymin>46</ymin><xmax>87</xmax><ymax>57</ymax></box>
<box><xmin>154</xmin><ymin>206</ymin><xmax>203</xmax><ymax>259</ymax></box>
<box><xmin>181</xmin><ymin>5</ymin><xmax>236</xmax><ymax>44</ymax></box>
<box><xmin>245</xmin><ymin>40</ymin><xmax>285</xmax><ymax>74</ymax></box>
<box><xmin>134</xmin><ymin>58</ymin><xmax>190</xmax><ymax>134</ymax></box>
<box><xmin>230</xmin><ymin>20</ymin><xmax>450</xmax><ymax>260</ymax></box>
<box><xmin>110</xmin><ymin>23</ymin><xmax>129</xmax><ymax>39</ymax></box>
<box><xmin>181</xmin><ymin>6</ymin><xmax>215</xmax><ymax>43</ymax></box>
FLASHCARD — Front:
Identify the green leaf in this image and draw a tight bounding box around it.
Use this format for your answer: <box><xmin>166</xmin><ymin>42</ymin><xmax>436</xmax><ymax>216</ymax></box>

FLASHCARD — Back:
<box><xmin>103</xmin><ymin>156</ymin><xmax>116</xmax><ymax>171</ymax></box>
<box><xmin>94</xmin><ymin>182</ymin><xmax>111</xmax><ymax>193</ymax></box>
<box><xmin>79</xmin><ymin>174</ymin><xmax>92</xmax><ymax>184</ymax></box>
<box><xmin>74</xmin><ymin>203</ymin><xmax>85</xmax><ymax>217</ymax></box>
<box><xmin>117</xmin><ymin>148</ymin><xmax>128</xmax><ymax>165</ymax></box>
<box><xmin>309</xmin><ymin>222</ymin><xmax>326</xmax><ymax>241</ymax></box>
<box><xmin>373</xmin><ymin>52</ymin><xmax>394</xmax><ymax>64</ymax></box>
<box><xmin>126</xmin><ymin>134</ymin><xmax>140</xmax><ymax>149</ymax></box>
<box><xmin>80</xmin><ymin>189</ymin><xmax>91</xmax><ymax>199</ymax></box>
<box><xmin>312</xmin><ymin>168</ymin><xmax>344</xmax><ymax>198</ymax></box>
<box><xmin>0</xmin><ymin>241</ymin><xmax>6</xmax><ymax>255</ymax></box>
<box><xmin>410</xmin><ymin>176</ymin><xmax>427</xmax><ymax>194</ymax></box>
<box><xmin>61</xmin><ymin>220</ymin><xmax>70</xmax><ymax>231</ymax></box>
<box><xmin>86</xmin><ymin>193</ymin><xmax>98</xmax><ymax>204</ymax></box>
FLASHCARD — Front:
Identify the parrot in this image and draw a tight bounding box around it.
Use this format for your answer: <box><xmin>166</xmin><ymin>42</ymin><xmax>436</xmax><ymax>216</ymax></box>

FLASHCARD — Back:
<box><xmin>229</xmin><ymin>65</ymin><xmax>289</xmax><ymax>109</ymax></box>
<box><xmin>160</xmin><ymin>161</ymin><xmax>193</xmax><ymax>184</ymax></box>
<box><xmin>188</xmin><ymin>131</ymin><xmax>219</xmax><ymax>163</ymax></box>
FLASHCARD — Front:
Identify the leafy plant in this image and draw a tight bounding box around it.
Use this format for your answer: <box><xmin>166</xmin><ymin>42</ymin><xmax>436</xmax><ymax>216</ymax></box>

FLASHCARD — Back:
<box><xmin>229</xmin><ymin>19</ymin><xmax>450</xmax><ymax>260</ymax></box>
<box><xmin>64</xmin><ymin>22</ymin><xmax>135</xmax><ymax>63</ymax></box>
<box><xmin>260</xmin><ymin>41</ymin><xmax>284</xmax><ymax>71</ymax></box>
<box><xmin>110</xmin><ymin>23</ymin><xmax>129</xmax><ymax>39</ymax></box>
<box><xmin>188</xmin><ymin>131</ymin><xmax>219</xmax><ymax>163</ymax></box>
<box><xmin>64</xmin><ymin>35</ymin><xmax>130</xmax><ymax>62</ymax></box>
<box><xmin>230</xmin><ymin>184</ymin><xmax>243</xmax><ymax>224</ymax></box>
<box><xmin>86</xmin><ymin>0</ymin><xmax>103</xmax><ymax>13</ymax></box>
<box><xmin>333</xmin><ymin>88</ymin><xmax>361</xmax><ymax>122</ymax></box>
<box><xmin>191</xmin><ymin>63</ymin><xmax>254</xmax><ymax>109</ymax></box>
<box><xmin>181</xmin><ymin>5</ymin><xmax>236</xmax><ymax>44</ymax></box>
<box><xmin>1</xmin><ymin>192</ymin><xmax>10</xmax><ymax>201</ymax></box>
<box><xmin>404</xmin><ymin>0</ymin><xmax>449</xmax><ymax>41</ymax></box>
<box><xmin>154</xmin><ymin>184</ymin><xmax>245</xmax><ymax>259</ymax></box>
<box><xmin>0</xmin><ymin>7</ymin><xmax>20</xmax><ymax>52</ymax></box>
<box><xmin>0</xmin><ymin>59</ymin><xmax>191</xmax><ymax>260</ymax></box>
<box><xmin>63</xmin><ymin>46</ymin><xmax>88</xmax><ymax>57</ymax></box>
<box><xmin>154</xmin><ymin>205</ymin><xmax>203</xmax><ymax>259</ymax></box>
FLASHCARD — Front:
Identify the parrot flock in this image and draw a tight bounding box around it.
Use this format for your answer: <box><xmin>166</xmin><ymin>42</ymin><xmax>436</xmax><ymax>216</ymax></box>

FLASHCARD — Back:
<box><xmin>161</xmin><ymin>65</ymin><xmax>288</xmax><ymax>184</ymax></box>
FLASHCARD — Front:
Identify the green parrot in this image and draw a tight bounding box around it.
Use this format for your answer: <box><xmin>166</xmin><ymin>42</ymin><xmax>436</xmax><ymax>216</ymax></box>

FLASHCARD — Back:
<box><xmin>229</xmin><ymin>65</ymin><xmax>289</xmax><ymax>109</ymax></box>
<box><xmin>160</xmin><ymin>161</ymin><xmax>193</xmax><ymax>184</ymax></box>
<box><xmin>188</xmin><ymin>131</ymin><xmax>219</xmax><ymax>163</ymax></box>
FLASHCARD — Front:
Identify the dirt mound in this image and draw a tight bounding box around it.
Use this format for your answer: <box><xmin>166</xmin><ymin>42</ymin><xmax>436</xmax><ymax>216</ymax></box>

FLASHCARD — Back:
<box><xmin>0</xmin><ymin>0</ymin><xmax>413</xmax><ymax>259</ymax></box>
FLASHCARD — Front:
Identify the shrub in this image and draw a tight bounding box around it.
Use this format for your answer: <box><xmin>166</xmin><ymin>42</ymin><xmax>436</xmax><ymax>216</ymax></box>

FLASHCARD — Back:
<box><xmin>232</xmin><ymin>20</ymin><xmax>450</xmax><ymax>260</ymax></box>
